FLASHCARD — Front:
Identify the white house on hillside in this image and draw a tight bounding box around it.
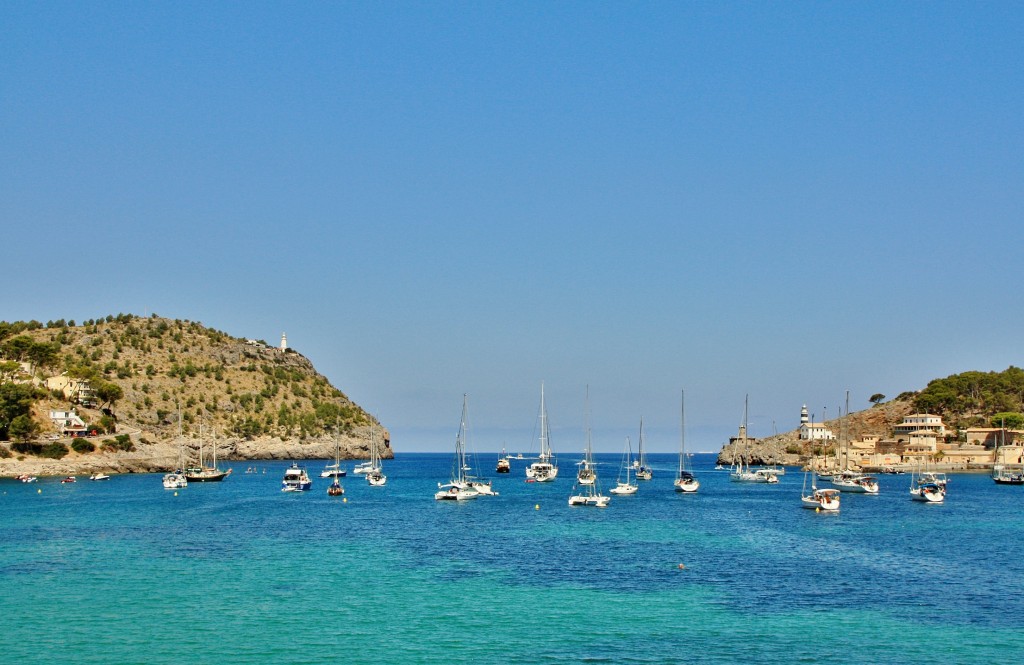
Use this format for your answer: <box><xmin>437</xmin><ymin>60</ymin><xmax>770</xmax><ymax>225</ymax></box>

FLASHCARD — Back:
<box><xmin>798</xmin><ymin>404</ymin><xmax>836</xmax><ymax>441</ymax></box>
<box><xmin>894</xmin><ymin>414</ymin><xmax>947</xmax><ymax>438</ymax></box>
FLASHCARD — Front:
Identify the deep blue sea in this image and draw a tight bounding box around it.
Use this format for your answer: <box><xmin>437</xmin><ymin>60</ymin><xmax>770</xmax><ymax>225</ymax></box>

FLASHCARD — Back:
<box><xmin>3</xmin><ymin>453</ymin><xmax>1024</xmax><ymax>663</ymax></box>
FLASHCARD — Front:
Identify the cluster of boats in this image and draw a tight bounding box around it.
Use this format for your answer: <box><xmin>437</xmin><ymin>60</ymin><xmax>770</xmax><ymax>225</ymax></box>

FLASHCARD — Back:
<box><xmin>438</xmin><ymin>388</ymin><xmax>700</xmax><ymax>507</ymax></box>
<box><xmin>18</xmin><ymin>471</ymin><xmax>108</xmax><ymax>481</ymax></box>
<box><xmin>282</xmin><ymin>422</ymin><xmax>388</xmax><ymax>494</ymax></box>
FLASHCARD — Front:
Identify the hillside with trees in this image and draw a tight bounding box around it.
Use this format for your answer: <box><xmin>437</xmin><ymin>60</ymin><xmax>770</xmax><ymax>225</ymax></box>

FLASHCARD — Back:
<box><xmin>719</xmin><ymin>366</ymin><xmax>1024</xmax><ymax>466</ymax></box>
<box><xmin>912</xmin><ymin>367</ymin><xmax>1024</xmax><ymax>430</ymax></box>
<box><xmin>0</xmin><ymin>314</ymin><xmax>390</xmax><ymax>476</ymax></box>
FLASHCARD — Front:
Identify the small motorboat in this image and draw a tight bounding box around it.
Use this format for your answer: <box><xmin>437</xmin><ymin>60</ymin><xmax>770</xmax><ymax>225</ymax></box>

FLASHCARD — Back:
<box><xmin>61</xmin><ymin>476</ymin><xmax>77</xmax><ymax>484</ymax></box>
<box><xmin>90</xmin><ymin>472</ymin><xmax>111</xmax><ymax>481</ymax></box>
<box><xmin>496</xmin><ymin>456</ymin><xmax>511</xmax><ymax>474</ymax></box>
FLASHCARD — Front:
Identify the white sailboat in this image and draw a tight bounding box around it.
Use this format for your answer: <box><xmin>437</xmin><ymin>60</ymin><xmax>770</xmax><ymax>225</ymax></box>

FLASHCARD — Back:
<box><xmin>163</xmin><ymin>409</ymin><xmax>187</xmax><ymax>489</ymax></box>
<box><xmin>436</xmin><ymin>395</ymin><xmax>481</xmax><ymax>501</ymax></box>
<box><xmin>730</xmin><ymin>396</ymin><xmax>776</xmax><ymax>483</ymax></box>
<box><xmin>365</xmin><ymin>421</ymin><xmax>387</xmax><ymax>486</ymax></box>
<box><xmin>830</xmin><ymin>391</ymin><xmax>879</xmax><ymax>494</ymax></box>
<box><xmin>568</xmin><ymin>388</ymin><xmax>609</xmax><ymax>507</ymax></box>
<box><xmin>674</xmin><ymin>390</ymin><xmax>700</xmax><ymax>493</ymax></box>
<box><xmin>327</xmin><ymin>427</ymin><xmax>344</xmax><ymax>496</ymax></box>
<box><xmin>458</xmin><ymin>395</ymin><xmax>497</xmax><ymax>495</ymax></box>
<box><xmin>320</xmin><ymin>451</ymin><xmax>347</xmax><ymax>479</ymax></box>
<box><xmin>909</xmin><ymin>461</ymin><xmax>945</xmax><ymax>503</ymax></box>
<box><xmin>991</xmin><ymin>421</ymin><xmax>1024</xmax><ymax>485</ymax></box>
<box><xmin>526</xmin><ymin>383</ymin><xmax>558</xmax><ymax>482</ymax></box>
<box><xmin>609</xmin><ymin>437</ymin><xmax>639</xmax><ymax>495</ymax></box>
<box><xmin>801</xmin><ymin>464</ymin><xmax>840</xmax><ymax>511</ymax></box>
<box><xmin>576</xmin><ymin>452</ymin><xmax>597</xmax><ymax>485</ymax></box>
<box><xmin>634</xmin><ymin>418</ymin><xmax>652</xmax><ymax>480</ymax></box>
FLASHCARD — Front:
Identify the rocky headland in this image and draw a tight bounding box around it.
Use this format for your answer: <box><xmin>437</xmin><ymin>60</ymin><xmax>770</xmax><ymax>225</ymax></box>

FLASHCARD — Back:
<box><xmin>1</xmin><ymin>315</ymin><xmax>391</xmax><ymax>477</ymax></box>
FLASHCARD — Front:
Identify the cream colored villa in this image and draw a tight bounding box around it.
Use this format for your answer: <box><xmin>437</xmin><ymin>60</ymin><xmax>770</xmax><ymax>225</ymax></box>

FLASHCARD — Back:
<box><xmin>893</xmin><ymin>413</ymin><xmax>947</xmax><ymax>437</ymax></box>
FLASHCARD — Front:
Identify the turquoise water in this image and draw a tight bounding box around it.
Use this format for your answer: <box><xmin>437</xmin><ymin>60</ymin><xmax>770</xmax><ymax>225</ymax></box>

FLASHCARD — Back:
<box><xmin>3</xmin><ymin>453</ymin><xmax>1024</xmax><ymax>663</ymax></box>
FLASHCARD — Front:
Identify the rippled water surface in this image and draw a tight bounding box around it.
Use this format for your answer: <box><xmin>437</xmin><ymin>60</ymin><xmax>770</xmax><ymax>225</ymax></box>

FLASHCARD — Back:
<box><xmin>3</xmin><ymin>453</ymin><xmax>1023</xmax><ymax>663</ymax></box>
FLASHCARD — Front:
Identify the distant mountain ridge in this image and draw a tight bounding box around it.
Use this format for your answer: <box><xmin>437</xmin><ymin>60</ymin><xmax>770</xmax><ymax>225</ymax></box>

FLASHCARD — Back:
<box><xmin>0</xmin><ymin>314</ymin><xmax>390</xmax><ymax>476</ymax></box>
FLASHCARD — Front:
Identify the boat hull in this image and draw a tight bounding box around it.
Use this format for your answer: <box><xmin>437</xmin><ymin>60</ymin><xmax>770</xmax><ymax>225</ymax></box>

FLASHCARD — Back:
<box><xmin>527</xmin><ymin>463</ymin><xmax>558</xmax><ymax>482</ymax></box>
<box><xmin>185</xmin><ymin>469</ymin><xmax>230</xmax><ymax>482</ymax></box>
<box><xmin>568</xmin><ymin>494</ymin><xmax>609</xmax><ymax>507</ymax></box>
<box><xmin>674</xmin><ymin>478</ymin><xmax>700</xmax><ymax>493</ymax></box>
<box><xmin>831</xmin><ymin>477</ymin><xmax>880</xmax><ymax>494</ymax></box>
<box><xmin>910</xmin><ymin>486</ymin><xmax>945</xmax><ymax>503</ymax></box>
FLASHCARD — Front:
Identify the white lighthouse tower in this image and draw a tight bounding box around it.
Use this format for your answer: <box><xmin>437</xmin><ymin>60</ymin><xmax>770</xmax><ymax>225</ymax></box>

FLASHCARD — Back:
<box><xmin>800</xmin><ymin>404</ymin><xmax>809</xmax><ymax>426</ymax></box>
<box><xmin>280</xmin><ymin>332</ymin><xmax>288</xmax><ymax>352</ymax></box>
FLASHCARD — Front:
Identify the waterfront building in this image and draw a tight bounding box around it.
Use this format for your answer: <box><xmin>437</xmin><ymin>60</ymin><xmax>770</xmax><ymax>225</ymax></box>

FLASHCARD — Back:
<box><xmin>894</xmin><ymin>413</ymin><xmax>947</xmax><ymax>437</ymax></box>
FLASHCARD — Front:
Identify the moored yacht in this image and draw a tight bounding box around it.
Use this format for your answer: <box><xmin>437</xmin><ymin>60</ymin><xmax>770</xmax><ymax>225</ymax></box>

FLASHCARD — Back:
<box><xmin>567</xmin><ymin>388</ymin><xmax>610</xmax><ymax>508</ymax></box>
<box><xmin>526</xmin><ymin>383</ymin><xmax>558</xmax><ymax>483</ymax></box>
<box><xmin>162</xmin><ymin>471</ymin><xmax>187</xmax><ymax>490</ymax></box>
<box><xmin>802</xmin><ymin>487</ymin><xmax>841</xmax><ymax>511</ymax></box>
<box><xmin>674</xmin><ymin>390</ymin><xmax>700</xmax><ymax>493</ymax></box>
<box><xmin>831</xmin><ymin>470</ymin><xmax>879</xmax><ymax>494</ymax></box>
<box><xmin>281</xmin><ymin>463</ymin><xmax>312</xmax><ymax>492</ymax></box>
<box><xmin>496</xmin><ymin>446</ymin><xmax>511</xmax><ymax>474</ymax></box>
<box><xmin>365</xmin><ymin>422</ymin><xmax>387</xmax><ymax>486</ymax></box>
<box><xmin>609</xmin><ymin>436</ymin><xmax>638</xmax><ymax>496</ymax></box>
<box><xmin>320</xmin><ymin>462</ymin><xmax>346</xmax><ymax>479</ymax></box>
<box><xmin>910</xmin><ymin>481</ymin><xmax>945</xmax><ymax>503</ymax></box>
<box><xmin>633</xmin><ymin>418</ymin><xmax>652</xmax><ymax>480</ymax></box>
<box><xmin>436</xmin><ymin>395</ymin><xmax>481</xmax><ymax>501</ymax></box>
<box><xmin>801</xmin><ymin>462</ymin><xmax>840</xmax><ymax>511</ymax></box>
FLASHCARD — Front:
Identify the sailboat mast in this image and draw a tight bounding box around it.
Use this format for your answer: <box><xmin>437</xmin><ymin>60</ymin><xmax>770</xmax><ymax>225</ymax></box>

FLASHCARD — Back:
<box><xmin>742</xmin><ymin>394</ymin><xmax>749</xmax><ymax>471</ymax></box>
<box><xmin>539</xmin><ymin>382</ymin><xmax>549</xmax><ymax>460</ymax></box>
<box><xmin>638</xmin><ymin>417</ymin><xmax>644</xmax><ymax>468</ymax></box>
<box><xmin>679</xmin><ymin>389</ymin><xmax>686</xmax><ymax>476</ymax></box>
<box><xmin>583</xmin><ymin>384</ymin><xmax>592</xmax><ymax>464</ymax></box>
<box><xmin>459</xmin><ymin>394</ymin><xmax>469</xmax><ymax>483</ymax></box>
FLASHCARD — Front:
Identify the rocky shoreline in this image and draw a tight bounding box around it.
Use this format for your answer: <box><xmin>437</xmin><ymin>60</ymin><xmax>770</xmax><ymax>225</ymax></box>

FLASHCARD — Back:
<box><xmin>0</xmin><ymin>428</ymin><xmax>393</xmax><ymax>478</ymax></box>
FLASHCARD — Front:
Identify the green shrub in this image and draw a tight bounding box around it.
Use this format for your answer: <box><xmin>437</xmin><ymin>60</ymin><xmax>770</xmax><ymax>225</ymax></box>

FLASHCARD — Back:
<box><xmin>72</xmin><ymin>439</ymin><xmax>95</xmax><ymax>454</ymax></box>
<box><xmin>0</xmin><ymin>445</ymin><xmax>11</xmax><ymax>458</ymax></box>
<box><xmin>100</xmin><ymin>435</ymin><xmax>134</xmax><ymax>452</ymax></box>
<box><xmin>11</xmin><ymin>441</ymin><xmax>42</xmax><ymax>455</ymax></box>
<box><xmin>40</xmin><ymin>442</ymin><xmax>69</xmax><ymax>459</ymax></box>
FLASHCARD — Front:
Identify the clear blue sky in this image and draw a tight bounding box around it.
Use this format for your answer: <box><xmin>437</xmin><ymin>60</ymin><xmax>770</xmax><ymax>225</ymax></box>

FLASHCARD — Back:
<box><xmin>3</xmin><ymin>2</ymin><xmax>1022</xmax><ymax>453</ymax></box>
